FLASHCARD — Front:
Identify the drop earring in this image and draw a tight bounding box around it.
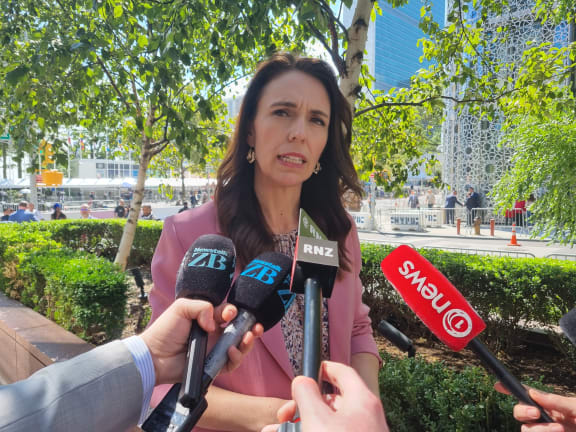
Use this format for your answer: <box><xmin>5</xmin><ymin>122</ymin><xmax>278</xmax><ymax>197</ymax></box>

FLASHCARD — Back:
<box><xmin>313</xmin><ymin>162</ymin><xmax>322</xmax><ymax>174</ymax></box>
<box><xmin>246</xmin><ymin>147</ymin><xmax>256</xmax><ymax>164</ymax></box>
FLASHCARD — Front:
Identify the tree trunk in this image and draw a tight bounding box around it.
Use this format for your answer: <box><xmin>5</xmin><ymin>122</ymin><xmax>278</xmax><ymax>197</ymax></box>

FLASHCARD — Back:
<box><xmin>114</xmin><ymin>141</ymin><xmax>151</xmax><ymax>271</ymax></box>
<box><xmin>180</xmin><ymin>157</ymin><xmax>186</xmax><ymax>201</ymax></box>
<box><xmin>2</xmin><ymin>142</ymin><xmax>7</xmax><ymax>178</ymax></box>
<box><xmin>341</xmin><ymin>0</ymin><xmax>374</xmax><ymax>111</ymax></box>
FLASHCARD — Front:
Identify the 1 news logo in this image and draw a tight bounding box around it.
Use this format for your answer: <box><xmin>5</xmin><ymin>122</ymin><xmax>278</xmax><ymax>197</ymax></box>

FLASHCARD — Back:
<box><xmin>398</xmin><ymin>260</ymin><xmax>473</xmax><ymax>339</ymax></box>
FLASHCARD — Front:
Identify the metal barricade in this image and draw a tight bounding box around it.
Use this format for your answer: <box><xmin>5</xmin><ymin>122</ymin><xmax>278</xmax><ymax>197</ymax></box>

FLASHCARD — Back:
<box><xmin>421</xmin><ymin>245</ymin><xmax>536</xmax><ymax>258</ymax></box>
<box><xmin>544</xmin><ymin>253</ymin><xmax>576</xmax><ymax>261</ymax></box>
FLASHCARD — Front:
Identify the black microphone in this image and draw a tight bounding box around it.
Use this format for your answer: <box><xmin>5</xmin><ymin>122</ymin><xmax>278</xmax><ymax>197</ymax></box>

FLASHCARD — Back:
<box><xmin>560</xmin><ymin>307</ymin><xmax>576</xmax><ymax>347</ymax></box>
<box><xmin>377</xmin><ymin>320</ymin><xmax>415</xmax><ymax>357</ymax></box>
<box><xmin>292</xmin><ymin>209</ymin><xmax>338</xmax><ymax>380</ymax></box>
<box><xmin>175</xmin><ymin>234</ymin><xmax>236</xmax><ymax>408</ymax></box>
<box><xmin>174</xmin><ymin>251</ymin><xmax>295</xmax><ymax>432</ymax></box>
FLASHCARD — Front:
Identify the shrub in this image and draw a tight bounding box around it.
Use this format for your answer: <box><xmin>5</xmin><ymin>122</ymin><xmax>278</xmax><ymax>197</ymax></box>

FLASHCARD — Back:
<box><xmin>33</xmin><ymin>219</ymin><xmax>163</xmax><ymax>266</ymax></box>
<box><xmin>17</xmin><ymin>249</ymin><xmax>128</xmax><ymax>342</ymax></box>
<box><xmin>379</xmin><ymin>351</ymin><xmax>549</xmax><ymax>432</ymax></box>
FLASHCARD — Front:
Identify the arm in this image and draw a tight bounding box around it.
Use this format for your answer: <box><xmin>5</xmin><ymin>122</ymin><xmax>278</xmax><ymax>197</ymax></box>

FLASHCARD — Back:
<box><xmin>347</xmin><ymin>220</ymin><xmax>382</xmax><ymax>394</ymax></box>
<box><xmin>197</xmin><ymin>386</ymin><xmax>287</xmax><ymax>432</ymax></box>
<box><xmin>351</xmin><ymin>353</ymin><xmax>380</xmax><ymax>396</ymax></box>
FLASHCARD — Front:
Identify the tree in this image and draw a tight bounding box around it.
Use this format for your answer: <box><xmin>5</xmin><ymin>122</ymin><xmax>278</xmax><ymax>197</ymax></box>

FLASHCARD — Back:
<box><xmin>0</xmin><ymin>0</ymin><xmax>312</xmax><ymax>269</ymax></box>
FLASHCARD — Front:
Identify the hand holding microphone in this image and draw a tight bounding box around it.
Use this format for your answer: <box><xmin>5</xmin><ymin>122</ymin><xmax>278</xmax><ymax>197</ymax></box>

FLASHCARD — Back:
<box><xmin>263</xmin><ymin>361</ymin><xmax>389</xmax><ymax>432</ymax></box>
<box><xmin>174</xmin><ymin>234</ymin><xmax>236</xmax><ymax>407</ymax></box>
<box><xmin>492</xmin><ymin>307</ymin><xmax>576</xmax><ymax>431</ymax></box>
<box><xmin>380</xmin><ymin>245</ymin><xmax>554</xmax><ymax>424</ymax></box>
<box><xmin>494</xmin><ymin>384</ymin><xmax>576</xmax><ymax>432</ymax></box>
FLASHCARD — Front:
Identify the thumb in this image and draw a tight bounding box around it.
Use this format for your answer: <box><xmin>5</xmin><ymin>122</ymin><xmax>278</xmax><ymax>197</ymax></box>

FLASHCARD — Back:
<box><xmin>292</xmin><ymin>376</ymin><xmax>330</xmax><ymax>420</ymax></box>
<box><xmin>529</xmin><ymin>389</ymin><xmax>576</xmax><ymax>416</ymax></box>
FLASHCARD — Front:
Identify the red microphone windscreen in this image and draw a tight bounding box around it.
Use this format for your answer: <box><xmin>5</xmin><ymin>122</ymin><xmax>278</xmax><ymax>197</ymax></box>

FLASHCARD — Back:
<box><xmin>380</xmin><ymin>245</ymin><xmax>486</xmax><ymax>351</ymax></box>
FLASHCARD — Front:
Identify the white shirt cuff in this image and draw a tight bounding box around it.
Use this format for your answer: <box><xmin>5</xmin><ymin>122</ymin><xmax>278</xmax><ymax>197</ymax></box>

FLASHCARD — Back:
<box><xmin>123</xmin><ymin>335</ymin><xmax>155</xmax><ymax>425</ymax></box>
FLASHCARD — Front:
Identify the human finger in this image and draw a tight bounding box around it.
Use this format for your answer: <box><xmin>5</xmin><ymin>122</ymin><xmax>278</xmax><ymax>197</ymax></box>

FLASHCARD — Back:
<box><xmin>519</xmin><ymin>423</ymin><xmax>564</xmax><ymax>432</ymax></box>
<box><xmin>513</xmin><ymin>404</ymin><xmax>546</xmax><ymax>423</ymax></box>
<box><xmin>275</xmin><ymin>400</ymin><xmax>298</xmax><ymax>424</ymax></box>
<box><xmin>291</xmin><ymin>376</ymin><xmax>331</xmax><ymax>420</ymax></box>
<box><xmin>528</xmin><ymin>389</ymin><xmax>576</xmax><ymax>418</ymax></box>
<box><xmin>260</xmin><ymin>424</ymin><xmax>280</xmax><ymax>432</ymax></box>
<box><xmin>319</xmin><ymin>361</ymin><xmax>372</xmax><ymax>397</ymax></box>
<box><xmin>214</xmin><ymin>302</ymin><xmax>238</xmax><ymax>326</ymax></box>
<box><xmin>494</xmin><ymin>381</ymin><xmax>512</xmax><ymax>396</ymax></box>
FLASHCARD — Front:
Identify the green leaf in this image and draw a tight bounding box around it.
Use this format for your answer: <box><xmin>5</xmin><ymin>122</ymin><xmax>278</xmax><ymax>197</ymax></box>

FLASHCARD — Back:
<box><xmin>114</xmin><ymin>5</ymin><xmax>123</xmax><ymax>18</ymax></box>
<box><xmin>137</xmin><ymin>35</ymin><xmax>148</xmax><ymax>48</ymax></box>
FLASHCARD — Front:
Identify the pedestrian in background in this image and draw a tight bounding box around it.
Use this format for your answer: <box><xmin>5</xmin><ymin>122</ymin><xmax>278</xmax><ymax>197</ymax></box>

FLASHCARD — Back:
<box><xmin>178</xmin><ymin>201</ymin><xmax>189</xmax><ymax>213</ymax></box>
<box><xmin>444</xmin><ymin>190</ymin><xmax>462</xmax><ymax>225</ymax></box>
<box><xmin>50</xmin><ymin>203</ymin><xmax>67</xmax><ymax>220</ymax></box>
<box><xmin>9</xmin><ymin>201</ymin><xmax>38</xmax><ymax>223</ymax></box>
<box><xmin>425</xmin><ymin>190</ymin><xmax>436</xmax><ymax>208</ymax></box>
<box><xmin>407</xmin><ymin>190</ymin><xmax>419</xmax><ymax>209</ymax></box>
<box><xmin>114</xmin><ymin>199</ymin><xmax>127</xmax><ymax>218</ymax></box>
<box><xmin>79</xmin><ymin>203</ymin><xmax>95</xmax><ymax>219</ymax></box>
<box><xmin>27</xmin><ymin>202</ymin><xmax>43</xmax><ymax>221</ymax></box>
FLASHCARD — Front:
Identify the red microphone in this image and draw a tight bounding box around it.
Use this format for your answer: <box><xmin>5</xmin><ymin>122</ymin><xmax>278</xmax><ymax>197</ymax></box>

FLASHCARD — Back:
<box><xmin>381</xmin><ymin>245</ymin><xmax>553</xmax><ymax>424</ymax></box>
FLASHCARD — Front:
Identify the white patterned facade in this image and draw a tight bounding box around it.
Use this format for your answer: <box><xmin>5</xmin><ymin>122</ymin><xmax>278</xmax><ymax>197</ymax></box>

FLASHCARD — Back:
<box><xmin>441</xmin><ymin>0</ymin><xmax>571</xmax><ymax>204</ymax></box>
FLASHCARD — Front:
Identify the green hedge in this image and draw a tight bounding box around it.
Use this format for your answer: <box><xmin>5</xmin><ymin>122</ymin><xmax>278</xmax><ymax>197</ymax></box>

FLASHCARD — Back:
<box><xmin>17</xmin><ymin>249</ymin><xmax>127</xmax><ymax>341</ymax></box>
<box><xmin>379</xmin><ymin>351</ymin><xmax>549</xmax><ymax>431</ymax></box>
<box><xmin>32</xmin><ymin>219</ymin><xmax>163</xmax><ymax>266</ymax></box>
<box><xmin>0</xmin><ymin>222</ymin><xmax>130</xmax><ymax>343</ymax></box>
<box><xmin>361</xmin><ymin>243</ymin><xmax>576</xmax><ymax>357</ymax></box>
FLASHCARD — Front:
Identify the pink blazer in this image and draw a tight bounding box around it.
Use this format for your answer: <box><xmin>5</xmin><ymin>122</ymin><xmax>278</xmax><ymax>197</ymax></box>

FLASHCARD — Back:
<box><xmin>149</xmin><ymin>201</ymin><xmax>380</xmax><ymax>431</ymax></box>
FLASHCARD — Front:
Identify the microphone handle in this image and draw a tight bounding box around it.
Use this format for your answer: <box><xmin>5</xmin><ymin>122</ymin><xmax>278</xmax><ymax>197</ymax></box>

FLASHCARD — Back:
<box><xmin>303</xmin><ymin>277</ymin><xmax>322</xmax><ymax>380</ymax></box>
<box><xmin>174</xmin><ymin>397</ymin><xmax>208</xmax><ymax>432</ymax></box>
<box><xmin>377</xmin><ymin>320</ymin><xmax>415</xmax><ymax>357</ymax></box>
<box><xmin>467</xmin><ymin>338</ymin><xmax>554</xmax><ymax>423</ymax></box>
<box><xmin>179</xmin><ymin>321</ymin><xmax>207</xmax><ymax>408</ymax></box>
<box><xmin>203</xmin><ymin>309</ymin><xmax>257</xmax><ymax>383</ymax></box>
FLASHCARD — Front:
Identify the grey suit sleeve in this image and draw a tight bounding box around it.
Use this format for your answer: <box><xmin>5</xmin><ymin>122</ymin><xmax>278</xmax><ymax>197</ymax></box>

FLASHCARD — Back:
<box><xmin>0</xmin><ymin>340</ymin><xmax>143</xmax><ymax>432</ymax></box>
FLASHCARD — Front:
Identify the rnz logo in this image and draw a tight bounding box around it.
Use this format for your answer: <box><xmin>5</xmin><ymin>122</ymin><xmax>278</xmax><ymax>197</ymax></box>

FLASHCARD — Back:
<box><xmin>399</xmin><ymin>260</ymin><xmax>473</xmax><ymax>339</ymax></box>
<box><xmin>240</xmin><ymin>259</ymin><xmax>281</xmax><ymax>285</ymax></box>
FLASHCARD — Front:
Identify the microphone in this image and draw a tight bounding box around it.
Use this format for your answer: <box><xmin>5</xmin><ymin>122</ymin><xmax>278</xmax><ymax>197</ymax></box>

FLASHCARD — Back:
<box><xmin>175</xmin><ymin>234</ymin><xmax>236</xmax><ymax>408</ymax></box>
<box><xmin>560</xmin><ymin>307</ymin><xmax>576</xmax><ymax>347</ymax></box>
<box><xmin>380</xmin><ymin>245</ymin><xmax>554</xmax><ymax>424</ymax></box>
<box><xmin>174</xmin><ymin>251</ymin><xmax>295</xmax><ymax>432</ymax></box>
<box><xmin>292</xmin><ymin>209</ymin><xmax>338</xmax><ymax>380</ymax></box>
<box><xmin>377</xmin><ymin>320</ymin><xmax>415</xmax><ymax>357</ymax></box>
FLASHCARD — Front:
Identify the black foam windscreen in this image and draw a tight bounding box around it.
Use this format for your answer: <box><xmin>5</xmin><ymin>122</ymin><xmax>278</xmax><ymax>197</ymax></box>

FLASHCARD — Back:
<box><xmin>175</xmin><ymin>234</ymin><xmax>236</xmax><ymax>304</ymax></box>
<box><xmin>228</xmin><ymin>251</ymin><xmax>292</xmax><ymax>330</ymax></box>
<box><xmin>560</xmin><ymin>307</ymin><xmax>576</xmax><ymax>347</ymax></box>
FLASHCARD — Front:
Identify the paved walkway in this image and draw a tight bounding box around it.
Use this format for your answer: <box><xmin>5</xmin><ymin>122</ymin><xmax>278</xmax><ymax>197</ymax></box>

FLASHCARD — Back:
<box><xmin>358</xmin><ymin>224</ymin><xmax>576</xmax><ymax>259</ymax></box>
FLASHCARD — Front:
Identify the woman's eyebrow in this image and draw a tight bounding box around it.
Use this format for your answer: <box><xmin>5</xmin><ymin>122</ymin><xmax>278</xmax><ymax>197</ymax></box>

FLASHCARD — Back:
<box><xmin>270</xmin><ymin>101</ymin><xmax>329</xmax><ymax>118</ymax></box>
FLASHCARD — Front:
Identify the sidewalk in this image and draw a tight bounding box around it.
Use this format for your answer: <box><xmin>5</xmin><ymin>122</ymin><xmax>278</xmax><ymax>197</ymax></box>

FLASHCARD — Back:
<box><xmin>358</xmin><ymin>224</ymin><xmax>576</xmax><ymax>259</ymax></box>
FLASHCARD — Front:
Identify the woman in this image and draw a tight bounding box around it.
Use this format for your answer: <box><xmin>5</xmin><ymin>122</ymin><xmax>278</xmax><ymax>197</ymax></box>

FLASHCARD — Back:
<box><xmin>50</xmin><ymin>203</ymin><xmax>66</xmax><ymax>220</ymax></box>
<box><xmin>149</xmin><ymin>53</ymin><xmax>380</xmax><ymax>431</ymax></box>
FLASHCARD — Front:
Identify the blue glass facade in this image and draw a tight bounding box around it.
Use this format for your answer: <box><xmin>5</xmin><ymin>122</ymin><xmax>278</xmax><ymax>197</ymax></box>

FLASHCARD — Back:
<box><xmin>374</xmin><ymin>1</ymin><xmax>445</xmax><ymax>91</ymax></box>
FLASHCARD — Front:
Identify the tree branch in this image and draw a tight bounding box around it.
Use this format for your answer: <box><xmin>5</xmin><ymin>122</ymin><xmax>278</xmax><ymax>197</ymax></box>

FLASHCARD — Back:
<box><xmin>306</xmin><ymin>22</ymin><xmax>345</xmax><ymax>76</ymax></box>
<box><xmin>96</xmin><ymin>56</ymin><xmax>132</xmax><ymax>112</ymax></box>
<box><xmin>354</xmin><ymin>89</ymin><xmax>520</xmax><ymax>117</ymax></box>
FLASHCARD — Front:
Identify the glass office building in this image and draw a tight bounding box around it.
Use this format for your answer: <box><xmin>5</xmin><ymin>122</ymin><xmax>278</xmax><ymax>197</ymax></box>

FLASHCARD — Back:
<box><xmin>373</xmin><ymin>1</ymin><xmax>445</xmax><ymax>91</ymax></box>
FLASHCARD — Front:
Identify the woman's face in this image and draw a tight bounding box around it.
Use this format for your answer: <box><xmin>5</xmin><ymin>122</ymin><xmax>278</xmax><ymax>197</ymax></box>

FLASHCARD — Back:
<box><xmin>248</xmin><ymin>70</ymin><xmax>331</xmax><ymax>191</ymax></box>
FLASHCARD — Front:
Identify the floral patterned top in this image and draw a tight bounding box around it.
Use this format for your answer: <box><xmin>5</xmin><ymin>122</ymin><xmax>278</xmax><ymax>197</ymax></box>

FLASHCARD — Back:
<box><xmin>273</xmin><ymin>229</ymin><xmax>330</xmax><ymax>376</ymax></box>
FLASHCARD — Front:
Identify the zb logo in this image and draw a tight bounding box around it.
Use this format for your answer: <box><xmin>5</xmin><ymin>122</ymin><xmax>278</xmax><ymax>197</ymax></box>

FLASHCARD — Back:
<box><xmin>187</xmin><ymin>251</ymin><xmax>228</xmax><ymax>270</ymax></box>
<box><xmin>241</xmin><ymin>259</ymin><xmax>280</xmax><ymax>285</ymax></box>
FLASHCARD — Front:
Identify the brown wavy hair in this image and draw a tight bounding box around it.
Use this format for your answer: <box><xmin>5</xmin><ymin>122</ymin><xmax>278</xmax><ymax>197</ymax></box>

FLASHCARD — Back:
<box><xmin>215</xmin><ymin>53</ymin><xmax>363</xmax><ymax>271</ymax></box>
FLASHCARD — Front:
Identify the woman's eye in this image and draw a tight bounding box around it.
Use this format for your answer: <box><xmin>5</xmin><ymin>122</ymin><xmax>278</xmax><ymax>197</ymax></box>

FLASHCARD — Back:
<box><xmin>312</xmin><ymin>117</ymin><xmax>326</xmax><ymax>126</ymax></box>
<box><xmin>273</xmin><ymin>109</ymin><xmax>288</xmax><ymax>117</ymax></box>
